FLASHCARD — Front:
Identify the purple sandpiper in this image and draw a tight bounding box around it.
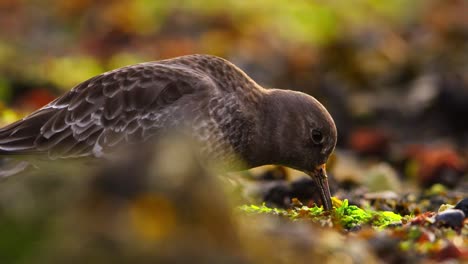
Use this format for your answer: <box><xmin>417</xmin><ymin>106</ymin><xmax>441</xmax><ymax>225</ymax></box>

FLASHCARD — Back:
<box><xmin>0</xmin><ymin>54</ymin><xmax>337</xmax><ymax>209</ymax></box>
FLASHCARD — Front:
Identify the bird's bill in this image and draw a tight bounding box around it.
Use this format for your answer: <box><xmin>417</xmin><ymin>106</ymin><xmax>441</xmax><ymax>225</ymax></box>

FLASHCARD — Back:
<box><xmin>307</xmin><ymin>164</ymin><xmax>332</xmax><ymax>211</ymax></box>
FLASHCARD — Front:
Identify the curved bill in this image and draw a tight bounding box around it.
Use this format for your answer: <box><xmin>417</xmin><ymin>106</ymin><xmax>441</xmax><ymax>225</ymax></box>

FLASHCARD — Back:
<box><xmin>307</xmin><ymin>164</ymin><xmax>332</xmax><ymax>210</ymax></box>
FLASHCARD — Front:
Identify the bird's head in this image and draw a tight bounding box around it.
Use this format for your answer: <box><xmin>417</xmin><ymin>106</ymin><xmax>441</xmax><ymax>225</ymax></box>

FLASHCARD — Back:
<box><xmin>250</xmin><ymin>89</ymin><xmax>337</xmax><ymax>210</ymax></box>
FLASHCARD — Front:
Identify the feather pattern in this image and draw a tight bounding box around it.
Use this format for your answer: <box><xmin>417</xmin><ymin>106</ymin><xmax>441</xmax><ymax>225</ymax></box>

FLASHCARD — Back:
<box><xmin>0</xmin><ymin>54</ymin><xmax>339</xmax><ymax>211</ymax></box>
<box><xmin>0</xmin><ymin>55</ymin><xmax>261</xmax><ymax>160</ymax></box>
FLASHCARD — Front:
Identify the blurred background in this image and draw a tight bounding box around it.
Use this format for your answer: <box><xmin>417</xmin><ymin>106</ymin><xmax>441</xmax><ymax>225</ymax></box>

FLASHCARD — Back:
<box><xmin>1</xmin><ymin>0</ymin><xmax>467</xmax><ymax>188</ymax></box>
<box><xmin>1</xmin><ymin>0</ymin><xmax>467</xmax><ymax>146</ymax></box>
<box><xmin>0</xmin><ymin>0</ymin><xmax>467</xmax><ymax>263</ymax></box>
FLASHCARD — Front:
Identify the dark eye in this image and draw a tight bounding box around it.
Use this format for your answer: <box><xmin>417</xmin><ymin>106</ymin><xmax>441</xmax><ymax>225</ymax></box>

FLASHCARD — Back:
<box><xmin>311</xmin><ymin>129</ymin><xmax>324</xmax><ymax>145</ymax></box>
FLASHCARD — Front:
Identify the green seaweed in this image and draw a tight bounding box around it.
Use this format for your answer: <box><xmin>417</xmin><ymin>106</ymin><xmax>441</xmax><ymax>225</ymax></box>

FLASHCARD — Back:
<box><xmin>239</xmin><ymin>204</ymin><xmax>288</xmax><ymax>216</ymax></box>
<box><xmin>334</xmin><ymin>199</ymin><xmax>372</xmax><ymax>228</ymax></box>
<box><xmin>239</xmin><ymin>198</ymin><xmax>403</xmax><ymax>229</ymax></box>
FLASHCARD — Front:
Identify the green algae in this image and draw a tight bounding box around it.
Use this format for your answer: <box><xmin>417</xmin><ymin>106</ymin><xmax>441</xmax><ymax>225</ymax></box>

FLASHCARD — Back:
<box><xmin>239</xmin><ymin>198</ymin><xmax>403</xmax><ymax>229</ymax></box>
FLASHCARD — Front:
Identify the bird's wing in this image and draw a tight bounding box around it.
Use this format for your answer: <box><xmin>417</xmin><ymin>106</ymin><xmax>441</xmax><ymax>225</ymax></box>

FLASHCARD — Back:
<box><xmin>0</xmin><ymin>63</ymin><xmax>216</xmax><ymax>159</ymax></box>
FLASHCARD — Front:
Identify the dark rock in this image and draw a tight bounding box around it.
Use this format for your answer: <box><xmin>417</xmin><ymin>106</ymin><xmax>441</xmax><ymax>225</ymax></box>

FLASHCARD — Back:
<box><xmin>435</xmin><ymin>209</ymin><xmax>465</xmax><ymax>229</ymax></box>
<box><xmin>259</xmin><ymin>176</ymin><xmax>336</xmax><ymax>208</ymax></box>
<box><xmin>290</xmin><ymin>177</ymin><xmax>337</xmax><ymax>208</ymax></box>
<box><xmin>435</xmin><ymin>167</ymin><xmax>463</xmax><ymax>189</ymax></box>
<box><xmin>454</xmin><ymin>198</ymin><xmax>468</xmax><ymax>218</ymax></box>
<box><xmin>290</xmin><ymin>178</ymin><xmax>319</xmax><ymax>202</ymax></box>
<box><xmin>263</xmin><ymin>182</ymin><xmax>291</xmax><ymax>207</ymax></box>
<box><xmin>429</xmin><ymin>196</ymin><xmax>449</xmax><ymax>211</ymax></box>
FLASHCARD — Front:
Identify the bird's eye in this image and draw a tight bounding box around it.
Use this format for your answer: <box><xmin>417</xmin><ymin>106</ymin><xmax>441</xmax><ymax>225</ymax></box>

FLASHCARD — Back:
<box><xmin>311</xmin><ymin>129</ymin><xmax>324</xmax><ymax>145</ymax></box>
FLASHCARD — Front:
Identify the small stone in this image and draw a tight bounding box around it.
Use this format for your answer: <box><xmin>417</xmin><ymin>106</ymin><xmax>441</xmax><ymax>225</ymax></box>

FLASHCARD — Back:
<box><xmin>454</xmin><ymin>198</ymin><xmax>468</xmax><ymax>218</ymax></box>
<box><xmin>263</xmin><ymin>183</ymin><xmax>291</xmax><ymax>208</ymax></box>
<box><xmin>435</xmin><ymin>209</ymin><xmax>465</xmax><ymax>229</ymax></box>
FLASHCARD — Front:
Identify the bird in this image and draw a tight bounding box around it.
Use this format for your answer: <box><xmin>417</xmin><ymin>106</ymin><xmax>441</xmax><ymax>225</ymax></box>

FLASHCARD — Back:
<box><xmin>0</xmin><ymin>54</ymin><xmax>337</xmax><ymax>210</ymax></box>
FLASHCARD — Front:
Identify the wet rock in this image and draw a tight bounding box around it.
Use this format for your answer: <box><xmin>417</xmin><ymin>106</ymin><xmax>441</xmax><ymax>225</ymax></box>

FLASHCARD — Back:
<box><xmin>241</xmin><ymin>179</ymin><xmax>290</xmax><ymax>207</ymax></box>
<box><xmin>429</xmin><ymin>196</ymin><xmax>450</xmax><ymax>212</ymax></box>
<box><xmin>290</xmin><ymin>178</ymin><xmax>319</xmax><ymax>202</ymax></box>
<box><xmin>255</xmin><ymin>176</ymin><xmax>336</xmax><ymax>208</ymax></box>
<box><xmin>262</xmin><ymin>182</ymin><xmax>291</xmax><ymax>207</ymax></box>
<box><xmin>454</xmin><ymin>198</ymin><xmax>468</xmax><ymax>217</ymax></box>
<box><xmin>435</xmin><ymin>209</ymin><xmax>465</xmax><ymax>229</ymax></box>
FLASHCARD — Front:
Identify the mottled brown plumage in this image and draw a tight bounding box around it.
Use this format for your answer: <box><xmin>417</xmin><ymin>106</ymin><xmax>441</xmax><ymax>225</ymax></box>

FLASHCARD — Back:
<box><xmin>0</xmin><ymin>54</ymin><xmax>337</xmax><ymax>209</ymax></box>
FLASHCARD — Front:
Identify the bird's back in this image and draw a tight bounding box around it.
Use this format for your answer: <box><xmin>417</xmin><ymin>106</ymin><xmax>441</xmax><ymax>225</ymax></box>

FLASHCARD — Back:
<box><xmin>0</xmin><ymin>55</ymin><xmax>261</xmax><ymax>163</ymax></box>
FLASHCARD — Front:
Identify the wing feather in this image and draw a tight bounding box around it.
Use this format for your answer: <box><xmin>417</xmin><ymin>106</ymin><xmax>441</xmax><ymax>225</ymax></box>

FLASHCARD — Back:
<box><xmin>0</xmin><ymin>62</ymin><xmax>215</xmax><ymax>159</ymax></box>
<box><xmin>103</xmin><ymin>91</ymin><xmax>124</xmax><ymax>120</ymax></box>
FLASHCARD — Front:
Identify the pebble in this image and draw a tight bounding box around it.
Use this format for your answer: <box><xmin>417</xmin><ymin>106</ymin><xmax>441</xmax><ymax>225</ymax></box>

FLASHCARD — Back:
<box><xmin>435</xmin><ymin>209</ymin><xmax>465</xmax><ymax>229</ymax></box>
<box><xmin>454</xmin><ymin>198</ymin><xmax>468</xmax><ymax>218</ymax></box>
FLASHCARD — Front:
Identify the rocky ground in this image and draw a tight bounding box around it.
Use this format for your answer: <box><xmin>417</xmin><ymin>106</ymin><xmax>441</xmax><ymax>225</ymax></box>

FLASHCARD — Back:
<box><xmin>0</xmin><ymin>1</ymin><xmax>467</xmax><ymax>263</ymax></box>
<box><xmin>0</xmin><ymin>138</ymin><xmax>465</xmax><ymax>263</ymax></box>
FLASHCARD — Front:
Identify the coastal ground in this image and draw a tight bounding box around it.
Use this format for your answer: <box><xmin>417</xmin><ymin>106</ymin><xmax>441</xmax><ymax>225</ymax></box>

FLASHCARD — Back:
<box><xmin>0</xmin><ymin>1</ymin><xmax>466</xmax><ymax>263</ymax></box>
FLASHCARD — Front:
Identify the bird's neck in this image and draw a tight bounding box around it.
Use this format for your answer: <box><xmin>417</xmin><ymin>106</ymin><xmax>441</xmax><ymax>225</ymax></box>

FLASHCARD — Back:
<box><xmin>245</xmin><ymin>89</ymin><xmax>289</xmax><ymax>168</ymax></box>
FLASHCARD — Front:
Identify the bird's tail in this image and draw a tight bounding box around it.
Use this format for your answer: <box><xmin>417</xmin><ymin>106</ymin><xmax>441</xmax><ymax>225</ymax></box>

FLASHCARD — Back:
<box><xmin>0</xmin><ymin>107</ymin><xmax>56</xmax><ymax>155</ymax></box>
